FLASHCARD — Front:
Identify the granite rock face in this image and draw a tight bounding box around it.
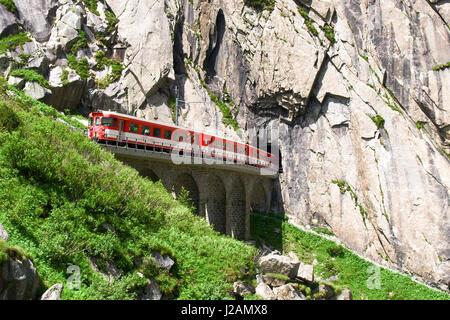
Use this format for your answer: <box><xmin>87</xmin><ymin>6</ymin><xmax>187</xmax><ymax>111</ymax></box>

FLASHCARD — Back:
<box><xmin>0</xmin><ymin>0</ymin><xmax>448</xmax><ymax>292</ymax></box>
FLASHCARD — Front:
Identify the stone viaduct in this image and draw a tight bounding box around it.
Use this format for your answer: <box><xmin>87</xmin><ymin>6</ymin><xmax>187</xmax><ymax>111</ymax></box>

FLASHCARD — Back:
<box><xmin>101</xmin><ymin>144</ymin><xmax>278</xmax><ymax>240</ymax></box>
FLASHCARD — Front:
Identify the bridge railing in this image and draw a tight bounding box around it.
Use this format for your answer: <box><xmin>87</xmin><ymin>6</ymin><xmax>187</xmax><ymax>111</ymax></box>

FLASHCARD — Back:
<box><xmin>100</xmin><ymin>132</ymin><xmax>279</xmax><ymax>176</ymax></box>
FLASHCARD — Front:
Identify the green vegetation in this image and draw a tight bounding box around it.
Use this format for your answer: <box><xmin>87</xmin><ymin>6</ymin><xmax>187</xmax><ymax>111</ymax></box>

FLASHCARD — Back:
<box><xmin>360</xmin><ymin>54</ymin><xmax>369</xmax><ymax>63</ymax></box>
<box><xmin>264</xmin><ymin>273</ymin><xmax>290</xmax><ymax>282</ymax></box>
<box><xmin>432</xmin><ymin>61</ymin><xmax>450</xmax><ymax>71</ymax></box>
<box><xmin>0</xmin><ymin>0</ymin><xmax>16</xmax><ymax>13</ymax></box>
<box><xmin>244</xmin><ymin>0</ymin><xmax>275</xmax><ymax>11</ymax></box>
<box><xmin>369</xmin><ymin>114</ymin><xmax>385</xmax><ymax>130</ymax></box>
<box><xmin>0</xmin><ymin>32</ymin><xmax>32</xmax><ymax>55</ymax></box>
<box><xmin>250</xmin><ymin>213</ymin><xmax>450</xmax><ymax>300</ymax></box>
<box><xmin>1</xmin><ymin>77</ymin><xmax>86</xmax><ymax>131</ymax></box>
<box><xmin>331</xmin><ymin>180</ymin><xmax>368</xmax><ymax>225</ymax></box>
<box><xmin>61</xmin><ymin>69</ymin><xmax>69</xmax><ymax>86</ymax></box>
<box><xmin>320</xmin><ymin>24</ymin><xmax>335</xmax><ymax>43</ymax></box>
<box><xmin>0</xmin><ymin>240</ymin><xmax>28</xmax><ymax>265</ymax></box>
<box><xmin>0</xmin><ymin>80</ymin><xmax>257</xmax><ymax>299</ymax></box>
<box><xmin>298</xmin><ymin>6</ymin><xmax>319</xmax><ymax>38</ymax></box>
<box><xmin>105</xmin><ymin>11</ymin><xmax>119</xmax><ymax>33</ymax></box>
<box><xmin>83</xmin><ymin>0</ymin><xmax>99</xmax><ymax>15</ymax></box>
<box><xmin>416</xmin><ymin>121</ymin><xmax>427</xmax><ymax>130</ymax></box>
<box><xmin>71</xmin><ymin>30</ymin><xmax>88</xmax><ymax>55</ymax></box>
<box><xmin>68</xmin><ymin>54</ymin><xmax>90</xmax><ymax>80</ymax></box>
<box><xmin>312</xmin><ymin>226</ymin><xmax>334</xmax><ymax>236</ymax></box>
<box><xmin>9</xmin><ymin>69</ymin><xmax>50</xmax><ymax>88</ymax></box>
<box><xmin>94</xmin><ymin>51</ymin><xmax>124</xmax><ymax>88</ymax></box>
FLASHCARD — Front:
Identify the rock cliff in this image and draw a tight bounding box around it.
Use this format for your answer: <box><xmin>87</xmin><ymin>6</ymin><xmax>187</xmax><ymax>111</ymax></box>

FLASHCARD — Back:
<box><xmin>0</xmin><ymin>0</ymin><xmax>448</xmax><ymax>291</ymax></box>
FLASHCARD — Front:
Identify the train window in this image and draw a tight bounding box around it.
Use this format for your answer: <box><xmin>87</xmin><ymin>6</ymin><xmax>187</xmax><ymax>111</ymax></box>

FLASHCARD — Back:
<box><xmin>164</xmin><ymin>130</ymin><xmax>172</xmax><ymax>140</ymax></box>
<box><xmin>113</xmin><ymin>118</ymin><xmax>118</xmax><ymax>127</ymax></box>
<box><xmin>95</xmin><ymin>117</ymin><xmax>100</xmax><ymax>125</ymax></box>
<box><xmin>101</xmin><ymin>117</ymin><xmax>113</xmax><ymax>126</ymax></box>
<box><xmin>88</xmin><ymin>117</ymin><xmax>93</xmax><ymax>126</ymax></box>
<box><xmin>142</xmin><ymin>126</ymin><xmax>150</xmax><ymax>136</ymax></box>
<box><xmin>130</xmin><ymin>123</ymin><xmax>138</xmax><ymax>133</ymax></box>
<box><xmin>153</xmin><ymin>128</ymin><xmax>161</xmax><ymax>137</ymax></box>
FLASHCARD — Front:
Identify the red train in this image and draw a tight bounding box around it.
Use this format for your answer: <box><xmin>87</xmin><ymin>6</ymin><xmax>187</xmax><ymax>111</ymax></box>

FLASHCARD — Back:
<box><xmin>88</xmin><ymin>110</ymin><xmax>277</xmax><ymax>170</ymax></box>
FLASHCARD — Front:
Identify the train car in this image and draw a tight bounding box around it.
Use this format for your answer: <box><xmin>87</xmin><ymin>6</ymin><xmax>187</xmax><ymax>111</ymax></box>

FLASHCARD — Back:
<box><xmin>88</xmin><ymin>110</ymin><xmax>276</xmax><ymax>170</ymax></box>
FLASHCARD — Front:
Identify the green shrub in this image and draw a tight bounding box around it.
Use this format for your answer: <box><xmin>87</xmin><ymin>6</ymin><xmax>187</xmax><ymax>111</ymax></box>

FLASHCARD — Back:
<box><xmin>105</xmin><ymin>11</ymin><xmax>119</xmax><ymax>33</ymax></box>
<box><xmin>68</xmin><ymin>54</ymin><xmax>90</xmax><ymax>80</ymax></box>
<box><xmin>71</xmin><ymin>30</ymin><xmax>88</xmax><ymax>55</ymax></box>
<box><xmin>0</xmin><ymin>0</ymin><xmax>16</xmax><ymax>13</ymax></box>
<box><xmin>0</xmin><ymin>101</ymin><xmax>21</xmax><ymax>132</ymax></box>
<box><xmin>9</xmin><ymin>69</ymin><xmax>50</xmax><ymax>88</ymax></box>
<box><xmin>432</xmin><ymin>61</ymin><xmax>450</xmax><ymax>71</ymax></box>
<box><xmin>0</xmin><ymin>32</ymin><xmax>32</xmax><ymax>55</ymax></box>
<box><xmin>369</xmin><ymin>114</ymin><xmax>385</xmax><ymax>129</ymax></box>
<box><xmin>326</xmin><ymin>245</ymin><xmax>345</xmax><ymax>257</ymax></box>
<box><xmin>244</xmin><ymin>0</ymin><xmax>275</xmax><ymax>11</ymax></box>
<box><xmin>83</xmin><ymin>0</ymin><xmax>99</xmax><ymax>15</ymax></box>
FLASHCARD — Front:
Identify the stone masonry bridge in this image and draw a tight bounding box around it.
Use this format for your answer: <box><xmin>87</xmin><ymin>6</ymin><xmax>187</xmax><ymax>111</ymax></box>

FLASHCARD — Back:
<box><xmin>101</xmin><ymin>144</ymin><xmax>278</xmax><ymax>240</ymax></box>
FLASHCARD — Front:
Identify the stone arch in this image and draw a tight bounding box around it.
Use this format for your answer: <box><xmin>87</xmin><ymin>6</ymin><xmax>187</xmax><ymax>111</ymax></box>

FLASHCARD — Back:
<box><xmin>251</xmin><ymin>179</ymin><xmax>267</xmax><ymax>213</ymax></box>
<box><xmin>173</xmin><ymin>173</ymin><xmax>200</xmax><ymax>215</ymax></box>
<box><xmin>138</xmin><ymin>168</ymin><xmax>160</xmax><ymax>183</ymax></box>
<box><xmin>205</xmin><ymin>174</ymin><xmax>226</xmax><ymax>234</ymax></box>
<box><xmin>230</xmin><ymin>177</ymin><xmax>246</xmax><ymax>240</ymax></box>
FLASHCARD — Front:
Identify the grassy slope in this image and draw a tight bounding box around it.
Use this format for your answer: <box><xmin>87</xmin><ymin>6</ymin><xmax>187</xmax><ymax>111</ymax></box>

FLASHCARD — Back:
<box><xmin>251</xmin><ymin>213</ymin><xmax>449</xmax><ymax>300</ymax></box>
<box><xmin>0</xmin><ymin>79</ymin><xmax>257</xmax><ymax>300</ymax></box>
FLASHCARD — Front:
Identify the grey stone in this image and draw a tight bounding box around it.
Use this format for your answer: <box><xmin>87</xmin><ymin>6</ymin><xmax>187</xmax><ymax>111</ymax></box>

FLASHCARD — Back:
<box><xmin>273</xmin><ymin>284</ymin><xmax>306</xmax><ymax>300</ymax></box>
<box><xmin>262</xmin><ymin>275</ymin><xmax>286</xmax><ymax>287</ymax></box>
<box><xmin>0</xmin><ymin>256</ymin><xmax>41</xmax><ymax>300</ymax></box>
<box><xmin>139</xmin><ymin>277</ymin><xmax>162</xmax><ymax>300</ymax></box>
<box><xmin>40</xmin><ymin>283</ymin><xmax>63</xmax><ymax>300</ymax></box>
<box><xmin>151</xmin><ymin>251</ymin><xmax>174</xmax><ymax>271</ymax></box>
<box><xmin>255</xmin><ymin>283</ymin><xmax>277</xmax><ymax>300</ymax></box>
<box><xmin>23</xmin><ymin>82</ymin><xmax>48</xmax><ymax>100</ymax></box>
<box><xmin>296</xmin><ymin>263</ymin><xmax>314</xmax><ymax>283</ymax></box>
<box><xmin>336</xmin><ymin>288</ymin><xmax>353</xmax><ymax>300</ymax></box>
<box><xmin>259</xmin><ymin>252</ymin><xmax>300</xmax><ymax>279</ymax></box>
<box><xmin>0</xmin><ymin>223</ymin><xmax>8</xmax><ymax>241</ymax></box>
<box><xmin>233</xmin><ymin>282</ymin><xmax>255</xmax><ymax>297</ymax></box>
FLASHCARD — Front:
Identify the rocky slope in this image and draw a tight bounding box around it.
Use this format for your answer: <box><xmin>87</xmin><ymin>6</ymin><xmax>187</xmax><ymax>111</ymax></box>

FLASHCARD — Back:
<box><xmin>0</xmin><ymin>0</ymin><xmax>448</xmax><ymax>292</ymax></box>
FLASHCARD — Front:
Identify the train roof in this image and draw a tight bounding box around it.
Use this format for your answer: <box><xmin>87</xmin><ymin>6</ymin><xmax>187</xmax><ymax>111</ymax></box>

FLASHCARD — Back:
<box><xmin>92</xmin><ymin>110</ymin><xmax>249</xmax><ymax>146</ymax></box>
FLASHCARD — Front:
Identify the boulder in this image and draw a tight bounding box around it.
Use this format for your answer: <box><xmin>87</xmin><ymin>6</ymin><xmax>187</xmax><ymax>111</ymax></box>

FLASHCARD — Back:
<box><xmin>233</xmin><ymin>282</ymin><xmax>255</xmax><ymax>297</ymax></box>
<box><xmin>23</xmin><ymin>81</ymin><xmax>49</xmax><ymax>100</ymax></box>
<box><xmin>0</xmin><ymin>5</ymin><xmax>19</xmax><ymax>37</ymax></box>
<box><xmin>296</xmin><ymin>263</ymin><xmax>314</xmax><ymax>283</ymax></box>
<box><xmin>255</xmin><ymin>283</ymin><xmax>277</xmax><ymax>300</ymax></box>
<box><xmin>336</xmin><ymin>288</ymin><xmax>353</xmax><ymax>300</ymax></box>
<box><xmin>273</xmin><ymin>284</ymin><xmax>306</xmax><ymax>300</ymax></box>
<box><xmin>40</xmin><ymin>283</ymin><xmax>63</xmax><ymax>300</ymax></box>
<box><xmin>262</xmin><ymin>275</ymin><xmax>287</xmax><ymax>287</ymax></box>
<box><xmin>259</xmin><ymin>251</ymin><xmax>300</xmax><ymax>278</ymax></box>
<box><xmin>0</xmin><ymin>223</ymin><xmax>8</xmax><ymax>241</ymax></box>
<box><xmin>8</xmin><ymin>76</ymin><xmax>25</xmax><ymax>89</ymax></box>
<box><xmin>0</xmin><ymin>255</ymin><xmax>41</xmax><ymax>300</ymax></box>
<box><xmin>314</xmin><ymin>283</ymin><xmax>335</xmax><ymax>300</ymax></box>
<box><xmin>139</xmin><ymin>277</ymin><xmax>162</xmax><ymax>300</ymax></box>
<box><xmin>151</xmin><ymin>251</ymin><xmax>174</xmax><ymax>271</ymax></box>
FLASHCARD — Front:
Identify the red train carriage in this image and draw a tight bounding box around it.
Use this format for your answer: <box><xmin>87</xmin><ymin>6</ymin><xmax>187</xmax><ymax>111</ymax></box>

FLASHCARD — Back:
<box><xmin>88</xmin><ymin>110</ymin><xmax>277</xmax><ymax>170</ymax></box>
